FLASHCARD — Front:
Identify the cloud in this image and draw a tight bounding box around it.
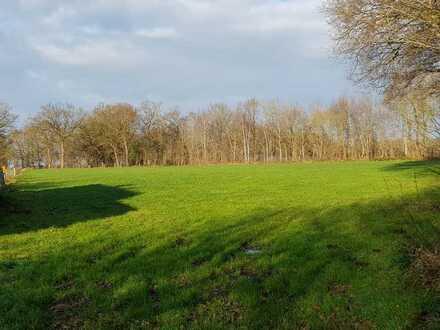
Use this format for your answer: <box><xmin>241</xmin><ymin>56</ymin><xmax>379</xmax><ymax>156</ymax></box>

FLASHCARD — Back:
<box><xmin>135</xmin><ymin>27</ymin><xmax>178</xmax><ymax>39</ymax></box>
<box><xmin>234</xmin><ymin>1</ymin><xmax>326</xmax><ymax>33</ymax></box>
<box><xmin>26</xmin><ymin>70</ymin><xmax>47</xmax><ymax>81</ymax></box>
<box><xmin>32</xmin><ymin>39</ymin><xmax>146</xmax><ymax>68</ymax></box>
<box><xmin>0</xmin><ymin>0</ymin><xmax>356</xmax><ymax>117</ymax></box>
<box><xmin>41</xmin><ymin>6</ymin><xmax>76</xmax><ymax>26</ymax></box>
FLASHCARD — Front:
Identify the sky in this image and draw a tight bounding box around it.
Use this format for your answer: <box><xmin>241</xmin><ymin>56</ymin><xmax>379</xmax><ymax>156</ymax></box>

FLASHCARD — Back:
<box><xmin>0</xmin><ymin>0</ymin><xmax>361</xmax><ymax>117</ymax></box>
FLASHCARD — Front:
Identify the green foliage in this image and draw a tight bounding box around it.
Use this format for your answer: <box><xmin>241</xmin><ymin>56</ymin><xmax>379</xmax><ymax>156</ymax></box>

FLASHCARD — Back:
<box><xmin>0</xmin><ymin>161</ymin><xmax>439</xmax><ymax>329</ymax></box>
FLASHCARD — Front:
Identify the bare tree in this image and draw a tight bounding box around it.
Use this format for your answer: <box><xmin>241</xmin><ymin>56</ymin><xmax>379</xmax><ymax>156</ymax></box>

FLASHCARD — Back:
<box><xmin>388</xmin><ymin>91</ymin><xmax>438</xmax><ymax>158</ymax></box>
<box><xmin>0</xmin><ymin>103</ymin><xmax>16</xmax><ymax>137</ymax></box>
<box><xmin>238</xmin><ymin>99</ymin><xmax>258</xmax><ymax>162</ymax></box>
<box><xmin>36</xmin><ymin>104</ymin><xmax>84</xmax><ymax>168</ymax></box>
<box><xmin>0</xmin><ymin>103</ymin><xmax>17</xmax><ymax>166</ymax></box>
<box><xmin>91</xmin><ymin>103</ymin><xmax>138</xmax><ymax>167</ymax></box>
<box><xmin>138</xmin><ymin>101</ymin><xmax>163</xmax><ymax>165</ymax></box>
<box><xmin>325</xmin><ymin>0</ymin><xmax>440</xmax><ymax>97</ymax></box>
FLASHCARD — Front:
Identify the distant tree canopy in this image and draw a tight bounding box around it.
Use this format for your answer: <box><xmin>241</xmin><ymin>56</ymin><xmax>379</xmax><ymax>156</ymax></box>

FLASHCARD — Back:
<box><xmin>325</xmin><ymin>0</ymin><xmax>440</xmax><ymax>98</ymax></box>
<box><xmin>33</xmin><ymin>104</ymin><xmax>84</xmax><ymax>168</ymax></box>
<box><xmin>0</xmin><ymin>103</ymin><xmax>16</xmax><ymax>166</ymax></box>
<box><xmin>9</xmin><ymin>97</ymin><xmax>440</xmax><ymax>168</ymax></box>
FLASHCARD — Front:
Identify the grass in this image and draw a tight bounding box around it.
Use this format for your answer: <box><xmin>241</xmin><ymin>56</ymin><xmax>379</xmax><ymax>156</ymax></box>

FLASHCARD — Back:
<box><xmin>1</xmin><ymin>160</ymin><xmax>439</xmax><ymax>329</ymax></box>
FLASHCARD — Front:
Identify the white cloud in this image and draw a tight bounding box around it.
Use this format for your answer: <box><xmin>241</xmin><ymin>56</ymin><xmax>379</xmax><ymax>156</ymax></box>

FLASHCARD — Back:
<box><xmin>135</xmin><ymin>27</ymin><xmax>178</xmax><ymax>39</ymax></box>
<box><xmin>78</xmin><ymin>25</ymin><xmax>106</xmax><ymax>36</ymax></box>
<box><xmin>26</xmin><ymin>70</ymin><xmax>47</xmax><ymax>81</ymax></box>
<box><xmin>18</xmin><ymin>0</ymin><xmax>49</xmax><ymax>8</ymax></box>
<box><xmin>177</xmin><ymin>0</ymin><xmax>218</xmax><ymax>15</ymax></box>
<box><xmin>0</xmin><ymin>0</ymin><xmax>355</xmax><ymax>116</ymax></box>
<box><xmin>233</xmin><ymin>1</ymin><xmax>326</xmax><ymax>33</ymax></box>
<box><xmin>32</xmin><ymin>40</ymin><xmax>146</xmax><ymax>68</ymax></box>
<box><xmin>41</xmin><ymin>6</ymin><xmax>76</xmax><ymax>26</ymax></box>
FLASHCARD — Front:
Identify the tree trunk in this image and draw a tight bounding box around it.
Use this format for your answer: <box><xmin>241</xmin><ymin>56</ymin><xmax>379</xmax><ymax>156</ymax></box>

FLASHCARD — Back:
<box><xmin>123</xmin><ymin>138</ymin><xmax>129</xmax><ymax>166</ymax></box>
<box><xmin>46</xmin><ymin>148</ymin><xmax>52</xmax><ymax>168</ymax></box>
<box><xmin>60</xmin><ymin>141</ymin><xmax>65</xmax><ymax>168</ymax></box>
<box><xmin>111</xmin><ymin>145</ymin><xmax>120</xmax><ymax>167</ymax></box>
<box><xmin>277</xmin><ymin>128</ymin><xmax>282</xmax><ymax>162</ymax></box>
<box><xmin>143</xmin><ymin>149</ymin><xmax>148</xmax><ymax>166</ymax></box>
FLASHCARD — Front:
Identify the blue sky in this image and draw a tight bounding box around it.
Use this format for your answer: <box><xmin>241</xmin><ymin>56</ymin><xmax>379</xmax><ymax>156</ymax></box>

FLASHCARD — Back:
<box><xmin>0</xmin><ymin>0</ymin><xmax>360</xmax><ymax>117</ymax></box>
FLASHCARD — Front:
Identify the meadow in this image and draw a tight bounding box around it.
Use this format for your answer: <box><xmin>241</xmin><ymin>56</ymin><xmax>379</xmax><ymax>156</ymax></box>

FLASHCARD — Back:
<box><xmin>1</xmin><ymin>161</ymin><xmax>439</xmax><ymax>329</ymax></box>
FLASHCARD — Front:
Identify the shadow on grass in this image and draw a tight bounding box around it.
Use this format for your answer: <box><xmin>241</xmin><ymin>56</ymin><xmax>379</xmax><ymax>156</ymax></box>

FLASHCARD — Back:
<box><xmin>0</xmin><ymin>184</ymin><xmax>137</xmax><ymax>236</ymax></box>
<box><xmin>383</xmin><ymin>160</ymin><xmax>440</xmax><ymax>176</ymax></box>
<box><xmin>1</xmin><ymin>186</ymin><xmax>439</xmax><ymax>329</ymax></box>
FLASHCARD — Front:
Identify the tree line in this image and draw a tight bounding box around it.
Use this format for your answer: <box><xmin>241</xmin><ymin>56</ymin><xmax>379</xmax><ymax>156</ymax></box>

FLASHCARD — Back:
<box><xmin>2</xmin><ymin>94</ymin><xmax>439</xmax><ymax>169</ymax></box>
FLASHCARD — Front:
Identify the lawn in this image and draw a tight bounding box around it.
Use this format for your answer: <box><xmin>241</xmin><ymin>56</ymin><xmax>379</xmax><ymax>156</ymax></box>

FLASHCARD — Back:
<box><xmin>1</xmin><ymin>161</ymin><xmax>439</xmax><ymax>329</ymax></box>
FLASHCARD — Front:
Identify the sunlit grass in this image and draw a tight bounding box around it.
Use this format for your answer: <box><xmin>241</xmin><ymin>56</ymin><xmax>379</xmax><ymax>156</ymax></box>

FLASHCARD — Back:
<box><xmin>1</xmin><ymin>160</ymin><xmax>439</xmax><ymax>329</ymax></box>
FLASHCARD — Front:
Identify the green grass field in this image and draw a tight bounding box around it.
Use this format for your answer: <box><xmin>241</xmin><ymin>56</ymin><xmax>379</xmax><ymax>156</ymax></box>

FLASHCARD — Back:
<box><xmin>1</xmin><ymin>161</ymin><xmax>440</xmax><ymax>329</ymax></box>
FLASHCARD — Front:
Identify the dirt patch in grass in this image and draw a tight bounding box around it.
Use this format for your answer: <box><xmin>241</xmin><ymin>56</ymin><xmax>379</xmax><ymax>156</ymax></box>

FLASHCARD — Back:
<box><xmin>54</xmin><ymin>278</ymin><xmax>76</xmax><ymax>291</ymax></box>
<box><xmin>96</xmin><ymin>279</ymin><xmax>113</xmax><ymax>290</ymax></box>
<box><xmin>411</xmin><ymin>247</ymin><xmax>440</xmax><ymax>292</ymax></box>
<box><xmin>148</xmin><ymin>285</ymin><xmax>161</xmax><ymax>311</ymax></box>
<box><xmin>317</xmin><ymin>282</ymin><xmax>377</xmax><ymax>329</ymax></box>
<box><xmin>173</xmin><ymin>237</ymin><xmax>191</xmax><ymax>248</ymax></box>
<box><xmin>239</xmin><ymin>266</ymin><xmax>259</xmax><ymax>279</ymax></box>
<box><xmin>50</xmin><ymin>295</ymin><xmax>89</xmax><ymax>330</ymax></box>
<box><xmin>353</xmin><ymin>260</ymin><xmax>370</xmax><ymax>268</ymax></box>
<box><xmin>311</xmin><ymin>306</ymin><xmax>372</xmax><ymax>329</ymax></box>
<box><xmin>191</xmin><ymin>257</ymin><xmax>208</xmax><ymax>268</ymax></box>
<box><xmin>190</xmin><ymin>295</ymin><xmax>246</xmax><ymax>328</ymax></box>
<box><xmin>240</xmin><ymin>240</ymin><xmax>262</xmax><ymax>255</ymax></box>
<box><xmin>409</xmin><ymin>247</ymin><xmax>440</xmax><ymax>329</ymax></box>
<box><xmin>414</xmin><ymin>310</ymin><xmax>440</xmax><ymax>330</ymax></box>
<box><xmin>328</xmin><ymin>283</ymin><xmax>353</xmax><ymax>296</ymax></box>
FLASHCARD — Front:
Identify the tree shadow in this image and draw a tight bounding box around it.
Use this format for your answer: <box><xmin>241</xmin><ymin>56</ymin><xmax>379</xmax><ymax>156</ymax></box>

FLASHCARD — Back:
<box><xmin>0</xmin><ymin>184</ymin><xmax>137</xmax><ymax>235</ymax></box>
<box><xmin>2</xmin><ymin>186</ymin><xmax>439</xmax><ymax>329</ymax></box>
<box><xmin>382</xmin><ymin>160</ymin><xmax>440</xmax><ymax>176</ymax></box>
